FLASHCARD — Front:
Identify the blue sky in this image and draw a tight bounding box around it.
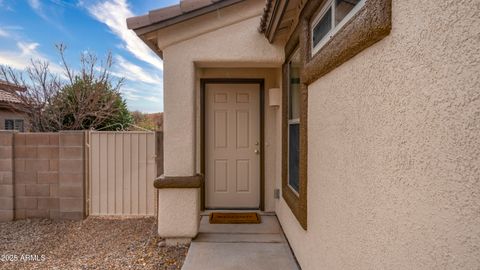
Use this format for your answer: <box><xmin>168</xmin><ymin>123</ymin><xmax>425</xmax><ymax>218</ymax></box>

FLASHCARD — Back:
<box><xmin>0</xmin><ymin>0</ymin><xmax>180</xmax><ymax>113</ymax></box>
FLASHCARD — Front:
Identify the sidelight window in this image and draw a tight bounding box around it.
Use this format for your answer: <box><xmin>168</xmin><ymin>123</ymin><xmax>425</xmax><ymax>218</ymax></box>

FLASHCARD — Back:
<box><xmin>287</xmin><ymin>48</ymin><xmax>301</xmax><ymax>194</ymax></box>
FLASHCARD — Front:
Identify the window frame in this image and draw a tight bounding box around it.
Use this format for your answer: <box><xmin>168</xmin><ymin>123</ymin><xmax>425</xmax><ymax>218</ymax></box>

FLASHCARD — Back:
<box><xmin>302</xmin><ymin>0</ymin><xmax>392</xmax><ymax>84</ymax></box>
<box><xmin>5</xmin><ymin>119</ymin><xmax>25</xmax><ymax>132</ymax></box>
<box><xmin>311</xmin><ymin>0</ymin><xmax>366</xmax><ymax>56</ymax></box>
<box><xmin>4</xmin><ymin>119</ymin><xmax>14</xmax><ymax>130</ymax></box>
<box><xmin>282</xmin><ymin>31</ymin><xmax>308</xmax><ymax>230</ymax></box>
<box><xmin>287</xmin><ymin>48</ymin><xmax>301</xmax><ymax>195</ymax></box>
<box><xmin>287</xmin><ymin>119</ymin><xmax>300</xmax><ymax>196</ymax></box>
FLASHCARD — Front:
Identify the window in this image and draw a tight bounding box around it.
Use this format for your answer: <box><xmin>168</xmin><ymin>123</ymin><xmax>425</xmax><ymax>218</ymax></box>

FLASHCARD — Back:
<box><xmin>282</xmin><ymin>43</ymin><xmax>307</xmax><ymax>229</ymax></box>
<box><xmin>5</xmin><ymin>119</ymin><xmax>24</xmax><ymax>132</ymax></box>
<box><xmin>311</xmin><ymin>0</ymin><xmax>365</xmax><ymax>55</ymax></box>
<box><xmin>288</xmin><ymin>49</ymin><xmax>301</xmax><ymax>194</ymax></box>
<box><xmin>312</xmin><ymin>6</ymin><xmax>332</xmax><ymax>48</ymax></box>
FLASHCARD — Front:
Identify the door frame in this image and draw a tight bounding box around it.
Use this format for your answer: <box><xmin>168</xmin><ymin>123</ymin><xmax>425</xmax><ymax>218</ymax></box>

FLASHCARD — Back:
<box><xmin>200</xmin><ymin>78</ymin><xmax>265</xmax><ymax>211</ymax></box>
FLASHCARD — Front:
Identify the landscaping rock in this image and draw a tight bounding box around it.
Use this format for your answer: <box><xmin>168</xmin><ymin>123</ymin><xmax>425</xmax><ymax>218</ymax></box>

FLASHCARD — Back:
<box><xmin>0</xmin><ymin>217</ymin><xmax>189</xmax><ymax>269</ymax></box>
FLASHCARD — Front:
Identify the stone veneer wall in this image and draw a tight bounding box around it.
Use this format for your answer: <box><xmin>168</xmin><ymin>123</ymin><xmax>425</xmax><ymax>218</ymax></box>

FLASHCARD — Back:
<box><xmin>0</xmin><ymin>131</ymin><xmax>85</xmax><ymax>221</ymax></box>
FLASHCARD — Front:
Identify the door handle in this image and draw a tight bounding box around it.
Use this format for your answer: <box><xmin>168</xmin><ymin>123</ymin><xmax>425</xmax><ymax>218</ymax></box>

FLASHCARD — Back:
<box><xmin>254</xmin><ymin>149</ymin><xmax>260</xmax><ymax>154</ymax></box>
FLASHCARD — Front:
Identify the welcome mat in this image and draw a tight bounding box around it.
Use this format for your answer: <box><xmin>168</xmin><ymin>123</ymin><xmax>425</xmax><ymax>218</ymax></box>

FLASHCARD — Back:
<box><xmin>209</xmin><ymin>212</ymin><xmax>261</xmax><ymax>224</ymax></box>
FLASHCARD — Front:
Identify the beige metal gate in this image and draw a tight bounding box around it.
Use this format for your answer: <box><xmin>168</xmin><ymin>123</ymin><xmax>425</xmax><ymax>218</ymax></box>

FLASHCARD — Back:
<box><xmin>88</xmin><ymin>131</ymin><xmax>156</xmax><ymax>216</ymax></box>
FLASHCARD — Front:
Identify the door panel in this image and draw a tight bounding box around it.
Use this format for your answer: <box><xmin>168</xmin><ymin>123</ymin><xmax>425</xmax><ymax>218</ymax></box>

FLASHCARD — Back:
<box><xmin>206</xmin><ymin>83</ymin><xmax>260</xmax><ymax>208</ymax></box>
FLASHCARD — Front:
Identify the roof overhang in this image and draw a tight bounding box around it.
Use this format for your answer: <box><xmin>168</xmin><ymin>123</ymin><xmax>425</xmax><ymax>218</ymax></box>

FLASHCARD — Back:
<box><xmin>127</xmin><ymin>0</ymin><xmax>244</xmax><ymax>35</ymax></box>
<box><xmin>126</xmin><ymin>0</ymin><xmax>264</xmax><ymax>59</ymax></box>
<box><xmin>259</xmin><ymin>0</ymin><xmax>305</xmax><ymax>43</ymax></box>
<box><xmin>259</xmin><ymin>0</ymin><xmax>288</xmax><ymax>43</ymax></box>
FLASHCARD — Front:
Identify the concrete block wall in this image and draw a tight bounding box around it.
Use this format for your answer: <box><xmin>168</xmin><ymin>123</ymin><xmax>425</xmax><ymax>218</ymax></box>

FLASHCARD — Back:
<box><xmin>0</xmin><ymin>131</ymin><xmax>85</xmax><ymax>222</ymax></box>
<box><xmin>0</xmin><ymin>131</ymin><xmax>14</xmax><ymax>221</ymax></box>
<box><xmin>14</xmin><ymin>133</ymin><xmax>60</xmax><ymax>219</ymax></box>
<box><xmin>58</xmin><ymin>132</ymin><xmax>85</xmax><ymax>220</ymax></box>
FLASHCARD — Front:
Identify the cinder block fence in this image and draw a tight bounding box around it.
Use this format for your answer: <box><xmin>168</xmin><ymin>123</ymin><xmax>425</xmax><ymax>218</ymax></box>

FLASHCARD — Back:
<box><xmin>0</xmin><ymin>131</ymin><xmax>86</xmax><ymax>221</ymax></box>
<box><xmin>0</xmin><ymin>131</ymin><xmax>14</xmax><ymax>221</ymax></box>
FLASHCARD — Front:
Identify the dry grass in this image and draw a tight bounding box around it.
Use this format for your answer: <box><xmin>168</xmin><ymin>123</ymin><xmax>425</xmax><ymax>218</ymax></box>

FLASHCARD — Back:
<box><xmin>0</xmin><ymin>217</ymin><xmax>189</xmax><ymax>270</ymax></box>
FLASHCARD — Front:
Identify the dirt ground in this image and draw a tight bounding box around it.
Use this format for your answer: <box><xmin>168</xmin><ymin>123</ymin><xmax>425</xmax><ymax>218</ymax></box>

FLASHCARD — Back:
<box><xmin>0</xmin><ymin>217</ymin><xmax>189</xmax><ymax>270</ymax></box>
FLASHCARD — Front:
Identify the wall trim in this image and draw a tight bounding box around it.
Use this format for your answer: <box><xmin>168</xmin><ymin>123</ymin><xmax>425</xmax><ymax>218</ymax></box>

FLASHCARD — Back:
<box><xmin>154</xmin><ymin>174</ymin><xmax>204</xmax><ymax>189</ymax></box>
<box><xmin>300</xmin><ymin>0</ymin><xmax>392</xmax><ymax>84</ymax></box>
<box><xmin>282</xmin><ymin>33</ymin><xmax>308</xmax><ymax>230</ymax></box>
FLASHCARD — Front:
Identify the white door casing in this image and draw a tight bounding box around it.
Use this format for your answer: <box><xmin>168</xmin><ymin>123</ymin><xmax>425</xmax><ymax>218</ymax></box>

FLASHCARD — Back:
<box><xmin>205</xmin><ymin>83</ymin><xmax>260</xmax><ymax>208</ymax></box>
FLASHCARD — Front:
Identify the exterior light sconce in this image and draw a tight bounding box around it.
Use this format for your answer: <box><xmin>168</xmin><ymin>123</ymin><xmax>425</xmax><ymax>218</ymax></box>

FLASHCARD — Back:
<box><xmin>269</xmin><ymin>88</ymin><xmax>281</xmax><ymax>108</ymax></box>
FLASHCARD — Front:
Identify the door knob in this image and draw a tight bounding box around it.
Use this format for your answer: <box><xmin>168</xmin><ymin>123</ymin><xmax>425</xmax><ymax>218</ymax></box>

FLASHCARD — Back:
<box><xmin>254</xmin><ymin>149</ymin><xmax>260</xmax><ymax>154</ymax></box>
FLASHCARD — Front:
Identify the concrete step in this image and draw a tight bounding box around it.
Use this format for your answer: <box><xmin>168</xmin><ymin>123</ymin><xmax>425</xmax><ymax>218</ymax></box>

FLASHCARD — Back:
<box><xmin>194</xmin><ymin>232</ymin><xmax>285</xmax><ymax>243</ymax></box>
<box><xmin>182</xmin><ymin>242</ymin><xmax>300</xmax><ymax>270</ymax></box>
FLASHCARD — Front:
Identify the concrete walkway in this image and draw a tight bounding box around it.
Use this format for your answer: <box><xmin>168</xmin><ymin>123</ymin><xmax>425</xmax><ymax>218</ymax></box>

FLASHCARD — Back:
<box><xmin>182</xmin><ymin>214</ymin><xmax>299</xmax><ymax>270</ymax></box>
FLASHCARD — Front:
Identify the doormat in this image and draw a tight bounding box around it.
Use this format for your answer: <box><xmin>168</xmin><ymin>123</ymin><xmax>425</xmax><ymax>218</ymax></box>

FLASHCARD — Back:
<box><xmin>209</xmin><ymin>212</ymin><xmax>261</xmax><ymax>224</ymax></box>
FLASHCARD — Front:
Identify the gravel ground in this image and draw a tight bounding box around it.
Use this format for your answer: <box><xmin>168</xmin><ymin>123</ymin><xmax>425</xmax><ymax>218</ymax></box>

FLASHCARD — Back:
<box><xmin>0</xmin><ymin>217</ymin><xmax>189</xmax><ymax>270</ymax></box>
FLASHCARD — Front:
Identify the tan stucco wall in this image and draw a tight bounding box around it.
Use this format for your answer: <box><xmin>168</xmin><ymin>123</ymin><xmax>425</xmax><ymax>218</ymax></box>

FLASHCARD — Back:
<box><xmin>159</xmin><ymin>9</ymin><xmax>284</xmax><ymax>239</ymax></box>
<box><xmin>161</xmin><ymin>15</ymin><xmax>284</xmax><ymax>67</ymax></box>
<box><xmin>277</xmin><ymin>0</ymin><xmax>480</xmax><ymax>269</ymax></box>
<box><xmin>162</xmin><ymin>15</ymin><xmax>283</xmax><ymax>177</ymax></box>
<box><xmin>198</xmin><ymin>68</ymin><xmax>281</xmax><ymax>212</ymax></box>
<box><xmin>154</xmin><ymin>0</ymin><xmax>265</xmax><ymax>50</ymax></box>
<box><xmin>157</xmin><ymin>188</ymin><xmax>200</xmax><ymax>238</ymax></box>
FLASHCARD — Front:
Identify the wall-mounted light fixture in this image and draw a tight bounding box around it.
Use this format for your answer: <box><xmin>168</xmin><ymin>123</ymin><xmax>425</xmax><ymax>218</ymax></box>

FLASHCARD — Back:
<box><xmin>269</xmin><ymin>88</ymin><xmax>281</xmax><ymax>108</ymax></box>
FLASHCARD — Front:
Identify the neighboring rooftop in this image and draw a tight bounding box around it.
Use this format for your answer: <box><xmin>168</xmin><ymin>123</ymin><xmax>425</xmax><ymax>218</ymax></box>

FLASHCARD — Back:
<box><xmin>0</xmin><ymin>80</ymin><xmax>25</xmax><ymax>104</ymax></box>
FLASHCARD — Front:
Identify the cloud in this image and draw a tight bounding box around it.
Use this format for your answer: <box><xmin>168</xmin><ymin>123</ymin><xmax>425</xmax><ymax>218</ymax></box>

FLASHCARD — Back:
<box><xmin>28</xmin><ymin>0</ymin><xmax>40</xmax><ymax>9</ymax></box>
<box><xmin>0</xmin><ymin>0</ymin><xmax>13</xmax><ymax>11</ymax></box>
<box><xmin>0</xmin><ymin>41</ymin><xmax>63</xmax><ymax>74</ymax></box>
<box><xmin>122</xmin><ymin>87</ymin><xmax>142</xmax><ymax>101</ymax></box>
<box><xmin>120</xmin><ymin>82</ymin><xmax>164</xmax><ymax>112</ymax></box>
<box><xmin>18</xmin><ymin>42</ymin><xmax>39</xmax><ymax>55</ymax></box>
<box><xmin>82</xmin><ymin>0</ymin><xmax>164</xmax><ymax>112</ymax></box>
<box><xmin>0</xmin><ymin>28</ymin><xmax>9</xmax><ymax>37</ymax></box>
<box><xmin>145</xmin><ymin>96</ymin><xmax>161</xmax><ymax>102</ymax></box>
<box><xmin>107</xmin><ymin>54</ymin><xmax>163</xmax><ymax>111</ymax></box>
<box><xmin>112</xmin><ymin>55</ymin><xmax>162</xmax><ymax>85</ymax></box>
<box><xmin>27</xmin><ymin>0</ymin><xmax>46</xmax><ymax>19</ymax></box>
<box><xmin>85</xmin><ymin>0</ymin><xmax>163</xmax><ymax>71</ymax></box>
<box><xmin>0</xmin><ymin>26</ymin><xmax>24</xmax><ymax>38</ymax></box>
<box><xmin>27</xmin><ymin>0</ymin><xmax>70</xmax><ymax>35</ymax></box>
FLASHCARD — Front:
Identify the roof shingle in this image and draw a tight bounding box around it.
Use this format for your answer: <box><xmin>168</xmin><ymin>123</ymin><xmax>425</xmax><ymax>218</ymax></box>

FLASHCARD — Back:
<box><xmin>0</xmin><ymin>81</ymin><xmax>25</xmax><ymax>104</ymax></box>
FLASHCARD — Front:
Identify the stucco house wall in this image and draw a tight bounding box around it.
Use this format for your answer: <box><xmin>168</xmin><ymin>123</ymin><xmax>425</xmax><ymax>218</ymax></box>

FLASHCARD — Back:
<box><xmin>276</xmin><ymin>0</ymin><xmax>480</xmax><ymax>269</ymax></box>
<box><xmin>156</xmin><ymin>10</ymin><xmax>284</xmax><ymax>239</ymax></box>
<box><xmin>161</xmin><ymin>14</ymin><xmax>283</xmax><ymax>178</ymax></box>
<box><xmin>129</xmin><ymin>0</ymin><xmax>479</xmax><ymax>264</ymax></box>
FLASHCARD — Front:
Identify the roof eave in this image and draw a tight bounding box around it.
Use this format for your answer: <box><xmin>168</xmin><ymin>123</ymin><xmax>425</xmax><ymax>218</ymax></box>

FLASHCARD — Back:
<box><xmin>127</xmin><ymin>0</ymin><xmax>245</xmax><ymax>36</ymax></box>
<box><xmin>140</xmin><ymin>36</ymin><xmax>164</xmax><ymax>60</ymax></box>
<box><xmin>259</xmin><ymin>0</ymin><xmax>289</xmax><ymax>43</ymax></box>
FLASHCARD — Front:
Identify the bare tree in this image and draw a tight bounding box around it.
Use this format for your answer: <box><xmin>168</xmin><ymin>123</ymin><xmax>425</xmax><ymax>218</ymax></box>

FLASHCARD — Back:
<box><xmin>0</xmin><ymin>60</ymin><xmax>62</xmax><ymax>131</ymax></box>
<box><xmin>0</xmin><ymin>44</ymin><xmax>131</xmax><ymax>132</ymax></box>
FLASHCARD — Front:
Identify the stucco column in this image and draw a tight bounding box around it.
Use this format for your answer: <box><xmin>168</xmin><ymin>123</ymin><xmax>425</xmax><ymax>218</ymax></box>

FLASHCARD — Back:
<box><xmin>163</xmin><ymin>57</ymin><xmax>196</xmax><ymax>176</ymax></box>
<box><xmin>156</xmin><ymin>54</ymin><xmax>201</xmax><ymax>245</ymax></box>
